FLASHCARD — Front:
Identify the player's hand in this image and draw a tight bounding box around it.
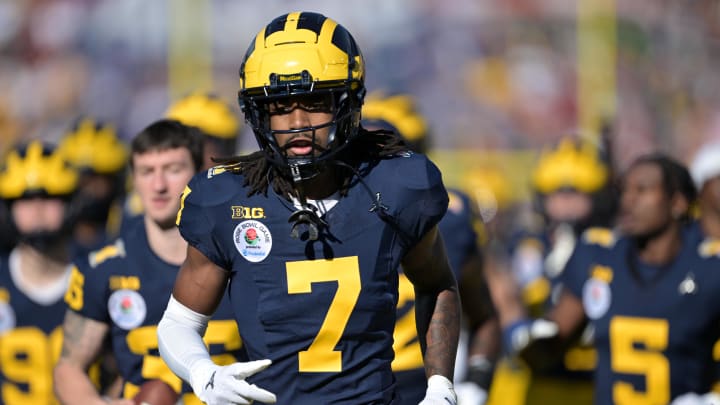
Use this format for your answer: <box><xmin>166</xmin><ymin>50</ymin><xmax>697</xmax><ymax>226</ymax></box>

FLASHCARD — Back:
<box><xmin>418</xmin><ymin>375</ymin><xmax>457</xmax><ymax>405</ymax></box>
<box><xmin>193</xmin><ymin>359</ymin><xmax>276</xmax><ymax>405</ymax></box>
<box><xmin>454</xmin><ymin>381</ymin><xmax>487</xmax><ymax>405</ymax></box>
<box><xmin>670</xmin><ymin>392</ymin><xmax>720</xmax><ymax>405</ymax></box>
<box><xmin>502</xmin><ymin>318</ymin><xmax>558</xmax><ymax>354</ymax></box>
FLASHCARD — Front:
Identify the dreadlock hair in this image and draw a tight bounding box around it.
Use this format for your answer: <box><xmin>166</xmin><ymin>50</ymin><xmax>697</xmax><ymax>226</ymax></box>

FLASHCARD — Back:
<box><xmin>213</xmin><ymin>127</ymin><xmax>408</xmax><ymax>200</ymax></box>
<box><xmin>627</xmin><ymin>153</ymin><xmax>697</xmax><ymax>222</ymax></box>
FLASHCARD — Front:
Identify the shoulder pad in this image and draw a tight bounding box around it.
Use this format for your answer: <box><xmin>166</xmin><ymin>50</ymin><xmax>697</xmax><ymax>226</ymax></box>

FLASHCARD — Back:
<box><xmin>581</xmin><ymin>227</ymin><xmax>616</xmax><ymax>247</ymax></box>
<box><xmin>88</xmin><ymin>239</ymin><xmax>126</xmax><ymax>268</ymax></box>
<box><xmin>206</xmin><ymin>162</ymin><xmax>243</xmax><ymax>180</ymax></box>
<box><xmin>699</xmin><ymin>238</ymin><xmax>720</xmax><ymax>258</ymax></box>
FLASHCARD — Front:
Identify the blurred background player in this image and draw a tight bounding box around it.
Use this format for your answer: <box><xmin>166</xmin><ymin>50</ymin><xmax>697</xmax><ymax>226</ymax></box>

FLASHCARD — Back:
<box><xmin>487</xmin><ymin>134</ymin><xmax>617</xmax><ymax>405</ymax></box>
<box><xmin>54</xmin><ymin>119</ymin><xmax>245</xmax><ymax>404</ymax></box>
<box><xmin>56</xmin><ymin>117</ymin><xmax>129</xmax><ymax>258</ymax></box>
<box><xmin>0</xmin><ymin>140</ymin><xmax>88</xmax><ymax>404</ymax></box>
<box><xmin>120</xmin><ymin>92</ymin><xmax>242</xmax><ymax>226</ymax></box>
<box><xmin>690</xmin><ymin>141</ymin><xmax>720</xmax><ymax>239</ymax></box>
<box><xmin>524</xmin><ymin>154</ymin><xmax>720</xmax><ymax>405</ymax></box>
<box><xmin>164</xmin><ymin>91</ymin><xmax>242</xmax><ymax>170</ymax></box>
<box><xmin>501</xmin><ymin>153</ymin><xmax>720</xmax><ymax>405</ymax></box>
<box><xmin>363</xmin><ymin>91</ymin><xmax>500</xmax><ymax>405</ymax></box>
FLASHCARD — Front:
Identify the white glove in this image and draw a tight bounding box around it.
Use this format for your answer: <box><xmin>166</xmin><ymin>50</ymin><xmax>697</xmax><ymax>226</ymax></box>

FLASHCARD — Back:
<box><xmin>670</xmin><ymin>392</ymin><xmax>720</xmax><ymax>405</ymax></box>
<box><xmin>503</xmin><ymin>318</ymin><xmax>559</xmax><ymax>354</ymax></box>
<box><xmin>190</xmin><ymin>359</ymin><xmax>276</xmax><ymax>405</ymax></box>
<box><xmin>455</xmin><ymin>381</ymin><xmax>488</xmax><ymax>405</ymax></box>
<box><xmin>418</xmin><ymin>375</ymin><xmax>457</xmax><ymax>405</ymax></box>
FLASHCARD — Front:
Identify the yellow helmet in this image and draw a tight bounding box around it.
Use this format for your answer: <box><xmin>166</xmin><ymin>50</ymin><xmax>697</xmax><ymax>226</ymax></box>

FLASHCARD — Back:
<box><xmin>531</xmin><ymin>137</ymin><xmax>609</xmax><ymax>194</ymax></box>
<box><xmin>239</xmin><ymin>11</ymin><xmax>365</xmax><ymax>180</ymax></box>
<box><xmin>57</xmin><ymin>118</ymin><xmax>128</xmax><ymax>175</ymax></box>
<box><xmin>165</xmin><ymin>93</ymin><xmax>240</xmax><ymax>140</ymax></box>
<box><xmin>362</xmin><ymin>92</ymin><xmax>429</xmax><ymax>153</ymax></box>
<box><xmin>0</xmin><ymin>141</ymin><xmax>78</xmax><ymax>200</ymax></box>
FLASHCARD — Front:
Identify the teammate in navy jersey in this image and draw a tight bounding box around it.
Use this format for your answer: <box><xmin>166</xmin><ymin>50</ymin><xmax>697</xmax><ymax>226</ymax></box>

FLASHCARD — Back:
<box><xmin>157</xmin><ymin>11</ymin><xmax>462</xmax><ymax>405</ymax></box>
<box><xmin>0</xmin><ymin>141</ymin><xmax>83</xmax><ymax>404</ymax></box>
<box><xmin>489</xmin><ymin>135</ymin><xmax>615</xmax><ymax>405</ymax></box>
<box><xmin>54</xmin><ymin>120</ymin><xmax>245</xmax><ymax>404</ymax></box>
<box><xmin>56</xmin><ymin>117</ymin><xmax>129</xmax><ymax>259</ymax></box>
<box><xmin>502</xmin><ymin>153</ymin><xmax>720</xmax><ymax>405</ymax></box>
<box><xmin>363</xmin><ymin>92</ymin><xmax>499</xmax><ymax>405</ymax></box>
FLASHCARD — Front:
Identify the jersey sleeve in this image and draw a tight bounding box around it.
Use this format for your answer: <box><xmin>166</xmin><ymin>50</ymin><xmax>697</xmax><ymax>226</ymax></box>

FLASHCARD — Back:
<box><xmin>390</xmin><ymin>154</ymin><xmax>449</xmax><ymax>250</ymax></box>
<box><xmin>66</xmin><ymin>249</ymin><xmax>112</xmax><ymax>322</ymax></box>
<box><xmin>439</xmin><ymin>189</ymin><xmax>482</xmax><ymax>277</ymax></box>
<box><xmin>558</xmin><ymin>229</ymin><xmax>612</xmax><ymax>298</ymax></box>
<box><xmin>176</xmin><ymin>171</ymin><xmax>232</xmax><ymax>269</ymax></box>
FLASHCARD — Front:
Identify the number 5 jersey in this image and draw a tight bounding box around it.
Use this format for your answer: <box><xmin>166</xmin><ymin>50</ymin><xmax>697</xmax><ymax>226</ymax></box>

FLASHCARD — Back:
<box><xmin>560</xmin><ymin>223</ymin><xmax>720</xmax><ymax>405</ymax></box>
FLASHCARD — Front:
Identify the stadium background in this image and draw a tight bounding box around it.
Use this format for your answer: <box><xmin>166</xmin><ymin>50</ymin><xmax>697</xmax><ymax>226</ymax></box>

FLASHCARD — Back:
<box><xmin>0</xmin><ymin>0</ymin><xmax>719</xmax><ymax>219</ymax></box>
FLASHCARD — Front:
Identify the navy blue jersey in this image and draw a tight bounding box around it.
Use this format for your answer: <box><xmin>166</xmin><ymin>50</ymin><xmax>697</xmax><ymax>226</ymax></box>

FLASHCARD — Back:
<box><xmin>66</xmin><ymin>219</ymin><xmax>244</xmax><ymax>405</ymax></box>
<box><xmin>177</xmin><ymin>153</ymin><xmax>448</xmax><ymax>404</ymax></box>
<box><xmin>508</xmin><ymin>224</ymin><xmax>597</xmax><ymax>382</ymax></box>
<box><xmin>562</xmin><ymin>225</ymin><xmax>720</xmax><ymax>405</ymax></box>
<box><xmin>0</xmin><ymin>251</ymin><xmax>69</xmax><ymax>405</ymax></box>
<box><xmin>439</xmin><ymin>189</ymin><xmax>483</xmax><ymax>279</ymax></box>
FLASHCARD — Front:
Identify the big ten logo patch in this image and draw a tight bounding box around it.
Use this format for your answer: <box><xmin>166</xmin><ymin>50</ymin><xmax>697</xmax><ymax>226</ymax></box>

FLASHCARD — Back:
<box><xmin>231</xmin><ymin>206</ymin><xmax>265</xmax><ymax>219</ymax></box>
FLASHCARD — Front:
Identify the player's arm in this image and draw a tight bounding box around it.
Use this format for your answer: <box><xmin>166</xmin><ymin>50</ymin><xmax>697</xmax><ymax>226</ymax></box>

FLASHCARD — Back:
<box><xmin>157</xmin><ymin>245</ymin><xmax>276</xmax><ymax>404</ymax></box>
<box><xmin>457</xmin><ymin>252</ymin><xmax>501</xmax><ymax>400</ymax></box>
<box><xmin>401</xmin><ymin>225</ymin><xmax>461</xmax><ymax>402</ymax></box>
<box><xmin>500</xmin><ymin>283</ymin><xmax>587</xmax><ymax>371</ymax></box>
<box><xmin>54</xmin><ymin>310</ymin><xmax>133</xmax><ymax>405</ymax></box>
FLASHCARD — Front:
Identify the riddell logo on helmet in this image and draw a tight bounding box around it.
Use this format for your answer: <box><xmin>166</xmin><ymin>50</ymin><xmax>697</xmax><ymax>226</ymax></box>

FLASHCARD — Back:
<box><xmin>231</xmin><ymin>206</ymin><xmax>265</xmax><ymax>219</ymax></box>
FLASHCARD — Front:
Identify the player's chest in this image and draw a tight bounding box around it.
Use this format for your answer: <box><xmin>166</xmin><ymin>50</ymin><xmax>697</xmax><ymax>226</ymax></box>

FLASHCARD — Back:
<box><xmin>586</xmin><ymin>261</ymin><xmax>720</xmax><ymax>347</ymax></box>
<box><xmin>216</xmin><ymin>196</ymin><xmax>395</xmax><ymax>265</ymax></box>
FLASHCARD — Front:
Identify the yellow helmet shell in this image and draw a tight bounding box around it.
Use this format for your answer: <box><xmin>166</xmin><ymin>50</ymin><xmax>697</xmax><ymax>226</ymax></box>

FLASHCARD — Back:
<box><xmin>57</xmin><ymin>118</ymin><xmax>128</xmax><ymax>174</ymax></box>
<box><xmin>165</xmin><ymin>93</ymin><xmax>239</xmax><ymax>140</ymax></box>
<box><xmin>531</xmin><ymin>137</ymin><xmax>609</xmax><ymax>194</ymax></box>
<box><xmin>0</xmin><ymin>141</ymin><xmax>78</xmax><ymax>200</ymax></box>
<box><xmin>240</xmin><ymin>12</ymin><xmax>364</xmax><ymax>93</ymax></box>
<box><xmin>362</xmin><ymin>92</ymin><xmax>428</xmax><ymax>143</ymax></box>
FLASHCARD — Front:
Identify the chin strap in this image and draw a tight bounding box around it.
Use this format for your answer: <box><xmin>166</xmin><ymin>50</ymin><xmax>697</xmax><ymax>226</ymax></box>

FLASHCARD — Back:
<box><xmin>288</xmin><ymin>164</ymin><xmax>328</xmax><ymax>241</ymax></box>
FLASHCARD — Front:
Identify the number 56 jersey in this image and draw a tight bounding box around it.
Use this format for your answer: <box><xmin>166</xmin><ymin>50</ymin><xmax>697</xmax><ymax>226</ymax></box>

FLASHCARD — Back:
<box><xmin>177</xmin><ymin>153</ymin><xmax>449</xmax><ymax>404</ymax></box>
<box><xmin>561</xmin><ymin>225</ymin><xmax>720</xmax><ymax>405</ymax></box>
<box><xmin>65</xmin><ymin>219</ymin><xmax>244</xmax><ymax>404</ymax></box>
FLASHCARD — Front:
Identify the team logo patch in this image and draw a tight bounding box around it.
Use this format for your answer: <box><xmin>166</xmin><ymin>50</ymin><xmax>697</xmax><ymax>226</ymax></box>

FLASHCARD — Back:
<box><xmin>582</xmin><ymin>278</ymin><xmax>611</xmax><ymax>320</ymax></box>
<box><xmin>234</xmin><ymin>220</ymin><xmax>272</xmax><ymax>263</ymax></box>
<box><xmin>108</xmin><ymin>289</ymin><xmax>147</xmax><ymax>330</ymax></box>
<box><xmin>0</xmin><ymin>301</ymin><xmax>16</xmax><ymax>333</ymax></box>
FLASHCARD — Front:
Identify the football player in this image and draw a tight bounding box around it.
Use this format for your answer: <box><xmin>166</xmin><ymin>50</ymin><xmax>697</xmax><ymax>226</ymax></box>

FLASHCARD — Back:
<box><xmin>690</xmin><ymin>141</ymin><xmax>720</xmax><ymax>239</ymax></box>
<box><xmin>157</xmin><ymin>11</ymin><xmax>462</xmax><ymax>405</ymax></box>
<box><xmin>165</xmin><ymin>92</ymin><xmax>242</xmax><ymax>170</ymax></box>
<box><xmin>53</xmin><ymin>120</ymin><xmax>246</xmax><ymax>404</ymax></box>
<box><xmin>56</xmin><ymin>117</ymin><xmax>129</xmax><ymax>257</ymax></box>
<box><xmin>119</xmin><ymin>93</ymin><xmax>243</xmax><ymax>231</ymax></box>
<box><xmin>363</xmin><ymin>92</ymin><xmax>500</xmax><ymax>405</ymax></box>
<box><xmin>503</xmin><ymin>153</ymin><xmax>720</xmax><ymax>405</ymax></box>
<box><xmin>490</xmin><ymin>135</ymin><xmax>615</xmax><ymax>405</ymax></box>
<box><xmin>0</xmin><ymin>141</ymin><xmax>83</xmax><ymax>404</ymax></box>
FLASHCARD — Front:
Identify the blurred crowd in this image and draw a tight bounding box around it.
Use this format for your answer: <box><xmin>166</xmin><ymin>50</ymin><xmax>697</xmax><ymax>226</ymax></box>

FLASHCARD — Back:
<box><xmin>2</xmin><ymin>1</ymin><xmax>720</xmax><ymax>165</ymax></box>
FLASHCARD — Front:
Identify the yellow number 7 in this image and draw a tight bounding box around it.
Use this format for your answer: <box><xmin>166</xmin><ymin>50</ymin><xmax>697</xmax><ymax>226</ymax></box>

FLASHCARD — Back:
<box><xmin>286</xmin><ymin>256</ymin><xmax>361</xmax><ymax>372</ymax></box>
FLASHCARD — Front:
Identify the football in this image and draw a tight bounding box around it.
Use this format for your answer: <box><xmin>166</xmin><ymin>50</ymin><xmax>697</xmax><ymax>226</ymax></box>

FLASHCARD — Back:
<box><xmin>133</xmin><ymin>379</ymin><xmax>180</xmax><ymax>405</ymax></box>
